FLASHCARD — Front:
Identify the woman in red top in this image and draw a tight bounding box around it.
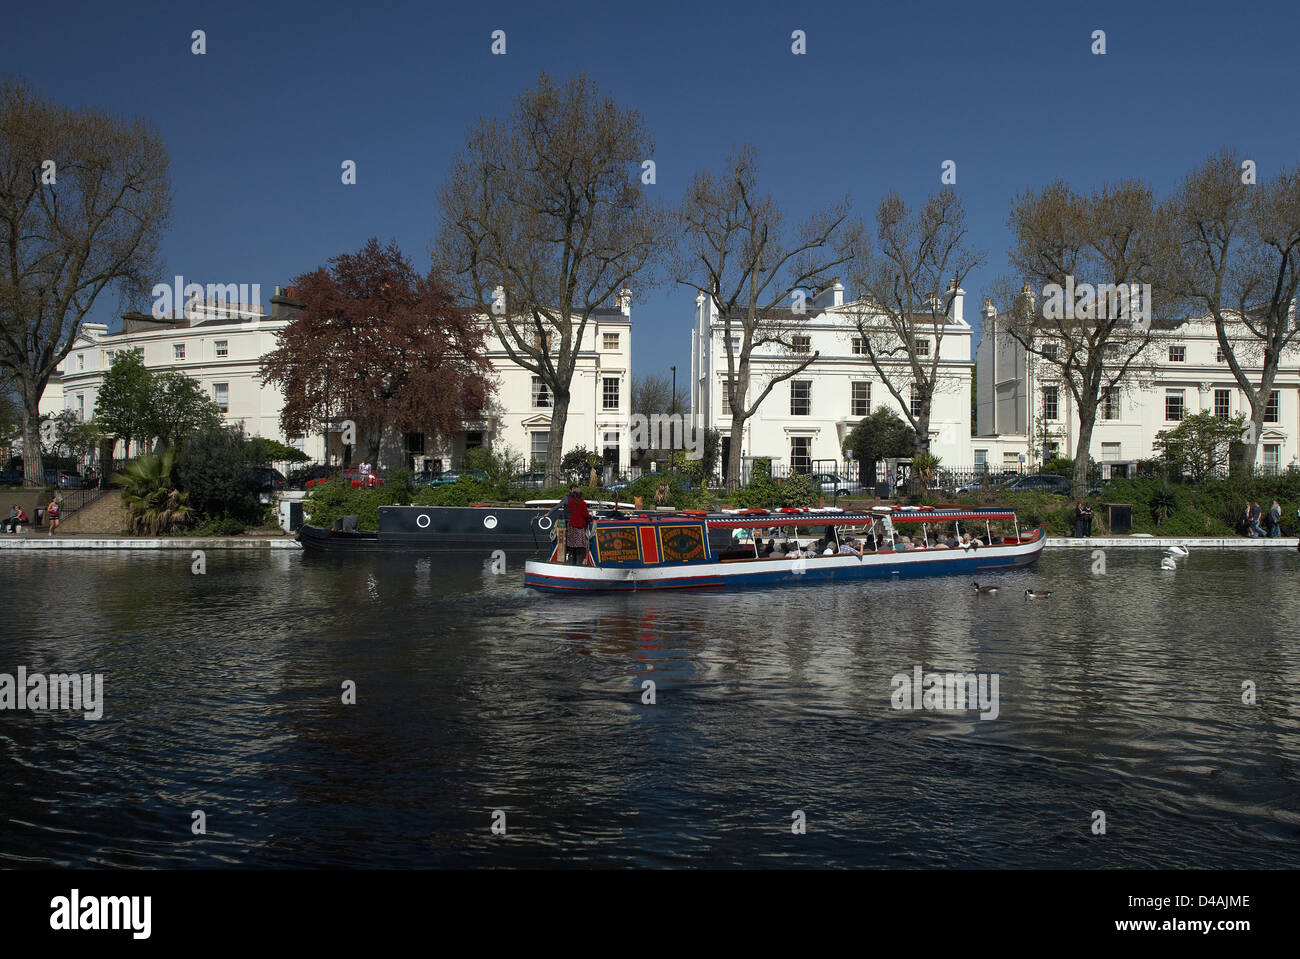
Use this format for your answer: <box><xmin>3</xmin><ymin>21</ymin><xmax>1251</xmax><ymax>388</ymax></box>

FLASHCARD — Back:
<box><xmin>564</xmin><ymin>484</ymin><xmax>591</xmax><ymax>564</ymax></box>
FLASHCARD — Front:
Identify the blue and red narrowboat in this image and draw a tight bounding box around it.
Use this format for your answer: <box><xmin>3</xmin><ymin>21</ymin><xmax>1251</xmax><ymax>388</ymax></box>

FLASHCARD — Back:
<box><xmin>523</xmin><ymin>506</ymin><xmax>1045</xmax><ymax>592</ymax></box>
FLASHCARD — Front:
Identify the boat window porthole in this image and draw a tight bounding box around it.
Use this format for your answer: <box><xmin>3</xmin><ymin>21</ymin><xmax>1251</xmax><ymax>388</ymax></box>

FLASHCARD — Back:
<box><xmin>416</xmin><ymin>514</ymin><xmax>431</xmax><ymax>529</ymax></box>
<box><xmin>537</xmin><ymin>516</ymin><xmax>553</xmax><ymax>531</ymax></box>
<box><xmin>483</xmin><ymin>515</ymin><xmax>498</xmax><ymax>529</ymax></box>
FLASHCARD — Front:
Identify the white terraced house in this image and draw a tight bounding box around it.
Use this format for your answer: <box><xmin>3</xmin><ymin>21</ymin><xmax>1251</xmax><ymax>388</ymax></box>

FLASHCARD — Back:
<box><xmin>42</xmin><ymin>285</ymin><xmax>635</xmax><ymax>475</ymax></box>
<box><xmin>975</xmin><ymin>301</ymin><xmax>1300</xmax><ymax>477</ymax></box>
<box><xmin>689</xmin><ymin>279</ymin><xmax>974</xmax><ymax>483</ymax></box>
<box><xmin>430</xmin><ymin>289</ymin><xmax>633</xmax><ymax>475</ymax></box>
<box><xmin>46</xmin><ymin>288</ymin><xmax>318</xmax><ymax>462</ymax></box>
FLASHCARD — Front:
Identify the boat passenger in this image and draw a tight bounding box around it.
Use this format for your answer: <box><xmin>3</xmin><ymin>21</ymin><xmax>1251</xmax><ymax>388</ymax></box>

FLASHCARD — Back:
<box><xmin>838</xmin><ymin>537</ymin><xmax>866</xmax><ymax>556</ymax></box>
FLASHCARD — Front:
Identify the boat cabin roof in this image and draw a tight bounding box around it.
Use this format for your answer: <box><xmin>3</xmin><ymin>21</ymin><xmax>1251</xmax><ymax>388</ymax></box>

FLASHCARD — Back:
<box><xmin>705</xmin><ymin>507</ymin><xmax>1017</xmax><ymax>529</ymax></box>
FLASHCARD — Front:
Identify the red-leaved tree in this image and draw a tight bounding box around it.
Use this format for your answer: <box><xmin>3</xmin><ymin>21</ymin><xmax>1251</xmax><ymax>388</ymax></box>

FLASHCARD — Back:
<box><xmin>261</xmin><ymin>238</ymin><xmax>493</xmax><ymax>464</ymax></box>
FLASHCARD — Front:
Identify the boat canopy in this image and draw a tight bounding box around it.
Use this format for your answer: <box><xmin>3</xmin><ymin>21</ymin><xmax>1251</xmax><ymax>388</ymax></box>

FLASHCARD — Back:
<box><xmin>871</xmin><ymin>507</ymin><xmax>1018</xmax><ymax>524</ymax></box>
<box><xmin>706</xmin><ymin>507</ymin><xmax>1016</xmax><ymax>529</ymax></box>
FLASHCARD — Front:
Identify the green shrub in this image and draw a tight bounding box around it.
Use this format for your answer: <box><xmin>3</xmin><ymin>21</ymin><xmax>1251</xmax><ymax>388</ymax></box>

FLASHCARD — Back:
<box><xmin>176</xmin><ymin>425</ymin><xmax>260</xmax><ymax>524</ymax></box>
<box><xmin>463</xmin><ymin>445</ymin><xmax>524</xmax><ymax>498</ymax></box>
<box><xmin>1043</xmin><ymin>457</ymin><xmax>1074</xmax><ymax>477</ymax></box>
<box><xmin>193</xmin><ymin>516</ymin><xmax>247</xmax><ymax>535</ymax></box>
<box><xmin>729</xmin><ymin>470</ymin><xmax>820</xmax><ymax>509</ymax></box>
<box><xmin>388</xmin><ymin>468</ymin><xmax>415</xmax><ymax>502</ymax></box>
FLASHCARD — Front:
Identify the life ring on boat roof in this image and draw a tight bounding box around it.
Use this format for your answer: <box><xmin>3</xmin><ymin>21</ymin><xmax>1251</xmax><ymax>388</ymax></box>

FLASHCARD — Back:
<box><xmin>778</xmin><ymin>507</ymin><xmax>804</xmax><ymax>513</ymax></box>
<box><xmin>469</xmin><ymin>503</ymin><xmax>489</xmax><ymax>508</ymax></box>
<box><xmin>681</xmin><ymin>510</ymin><xmax>708</xmax><ymax>517</ymax></box>
<box><xmin>740</xmin><ymin>508</ymin><xmax>768</xmax><ymax>515</ymax></box>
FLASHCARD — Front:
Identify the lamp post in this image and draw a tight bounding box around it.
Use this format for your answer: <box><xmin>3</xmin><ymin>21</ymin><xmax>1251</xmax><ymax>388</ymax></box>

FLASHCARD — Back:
<box><xmin>670</xmin><ymin>365</ymin><xmax>677</xmax><ymax>473</ymax></box>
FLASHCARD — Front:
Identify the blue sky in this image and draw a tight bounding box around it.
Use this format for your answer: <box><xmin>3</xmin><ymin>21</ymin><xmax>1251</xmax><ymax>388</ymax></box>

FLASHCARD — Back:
<box><xmin>5</xmin><ymin>0</ymin><xmax>1298</xmax><ymax>379</ymax></box>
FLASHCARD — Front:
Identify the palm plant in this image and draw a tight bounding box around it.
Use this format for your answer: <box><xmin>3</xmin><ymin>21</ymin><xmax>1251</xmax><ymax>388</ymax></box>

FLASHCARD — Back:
<box><xmin>912</xmin><ymin>452</ymin><xmax>942</xmax><ymax>491</ymax></box>
<box><xmin>113</xmin><ymin>449</ymin><xmax>196</xmax><ymax>534</ymax></box>
<box><xmin>654</xmin><ymin>482</ymin><xmax>672</xmax><ymax>507</ymax></box>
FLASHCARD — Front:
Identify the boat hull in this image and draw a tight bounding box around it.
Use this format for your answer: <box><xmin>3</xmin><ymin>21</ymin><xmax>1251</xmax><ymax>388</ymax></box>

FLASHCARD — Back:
<box><xmin>299</xmin><ymin>505</ymin><xmax>553</xmax><ymax>553</ymax></box>
<box><xmin>524</xmin><ymin>532</ymin><xmax>1046</xmax><ymax>591</ymax></box>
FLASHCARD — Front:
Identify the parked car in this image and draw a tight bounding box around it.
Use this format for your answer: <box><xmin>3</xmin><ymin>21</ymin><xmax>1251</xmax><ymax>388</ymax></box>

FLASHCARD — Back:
<box><xmin>1003</xmin><ymin>473</ymin><xmax>1072</xmax><ymax>495</ymax></box>
<box><xmin>807</xmin><ymin>472</ymin><xmax>865</xmax><ymax>496</ymax></box>
<box><xmin>610</xmin><ymin>471</ymin><xmax>661</xmax><ymax>491</ymax></box>
<box><xmin>955</xmin><ymin>472</ymin><xmax>1018</xmax><ymax>494</ymax></box>
<box><xmin>610</xmin><ymin>471</ymin><xmax>696</xmax><ymax>492</ymax></box>
<box><xmin>247</xmin><ymin>467</ymin><xmax>287</xmax><ymax>492</ymax></box>
<box><xmin>43</xmin><ymin>469</ymin><xmax>92</xmax><ymax>489</ymax></box>
<box><xmin>417</xmin><ymin>470</ymin><xmax>485</xmax><ymax>486</ymax></box>
<box><xmin>514</xmin><ymin>471</ymin><xmax>548</xmax><ymax>490</ymax></box>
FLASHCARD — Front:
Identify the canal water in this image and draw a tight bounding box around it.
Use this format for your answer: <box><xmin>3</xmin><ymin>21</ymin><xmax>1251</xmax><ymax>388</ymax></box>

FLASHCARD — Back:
<box><xmin>1</xmin><ymin>547</ymin><xmax>1297</xmax><ymax>868</ymax></box>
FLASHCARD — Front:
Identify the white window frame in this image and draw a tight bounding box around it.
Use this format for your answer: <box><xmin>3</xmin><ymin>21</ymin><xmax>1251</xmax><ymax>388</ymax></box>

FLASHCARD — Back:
<box><xmin>531</xmin><ymin>376</ymin><xmax>551</xmax><ymax>408</ymax></box>
<box><xmin>1101</xmin><ymin>386</ymin><xmax>1120</xmax><ymax>421</ymax></box>
<box><xmin>1042</xmin><ymin>386</ymin><xmax>1059</xmax><ymax>422</ymax></box>
<box><xmin>790</xmin><ymin>380</ymin><xmax>811</xmax><ymax>416</ymax></box>
<box><xmin>530</xmin><ymin>431</ymin><xmax>549</xmax><ymax>468</ymax></box>
<box><xmin>851</xmin><ymin>381</ymin><xmax>871</xmax><ymax>417</ymax></box>
<box><xmin>1165</xmin><ymin>388</ymin><xmax>1185</xmax><ymax>422</ymax></box>
<box><xmin>1265</xmin><ymin>390</ymin><xmax>1280</xmax><ymax>424</ymax></box>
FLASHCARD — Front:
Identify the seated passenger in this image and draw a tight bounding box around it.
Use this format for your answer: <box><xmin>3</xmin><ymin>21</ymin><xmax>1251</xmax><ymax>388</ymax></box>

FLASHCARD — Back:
<box><xmin>838</xmin><ymin>537</ymin><xmax>865</xmax><ymax>556</ymax></box>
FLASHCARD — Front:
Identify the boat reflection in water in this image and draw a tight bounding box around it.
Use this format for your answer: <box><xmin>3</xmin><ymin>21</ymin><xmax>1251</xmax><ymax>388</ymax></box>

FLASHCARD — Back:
<box><xmin>525</xmin><ymin>506</ymin><xmax>1044</xmax><ymax>592</ymax></box>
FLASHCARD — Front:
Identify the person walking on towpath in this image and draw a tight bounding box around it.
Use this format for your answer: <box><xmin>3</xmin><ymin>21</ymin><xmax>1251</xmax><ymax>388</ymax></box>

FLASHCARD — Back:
<box><xmin>1268</xmin><ymin>499</ymin><xmax>1282</xmax><ymax>538</ymax></box>
<box><xmin>1250</xmin><ymin>501</ymin><xmax>1266</xmax><ymax>538</ymax></box>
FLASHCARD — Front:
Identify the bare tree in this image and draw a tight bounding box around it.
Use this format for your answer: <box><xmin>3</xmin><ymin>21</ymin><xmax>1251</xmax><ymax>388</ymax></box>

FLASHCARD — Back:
<box><xmin>631</xmin><ymin>373</ymin><xmax>687</xmax><ymax>418</ymax></box>
<box><xmin>848</xmin><ymin>189</ymin><xmax>983</xmax><ymax>457</ymax></box>
<box><xmin>998</xmin><ymin>179</ymin><xmax>1174</xmax><ymax>495</ymax></box>
<box><xmin>1168</xmin><ymin>150</ymin><xmax>1300</xmax><ymax>470</ymax></box>
<box><xmin>435</xmin><ymin>73</ymin><xmax>666</xmax><ymax>485</ymax></box>
<box><xmin>676</xmin><ymin>145</ymin><xmax>857</xmax><ymax>483</ymax></box>
<box><xmin>630</xmin><ymin>372</ymin><xmax>688</xmax><ymax>463</ymax></box>
<box><xmin>0</xmin><ymin>80</ymin><xmax>171</xmax><ymax>486</ymax></box>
